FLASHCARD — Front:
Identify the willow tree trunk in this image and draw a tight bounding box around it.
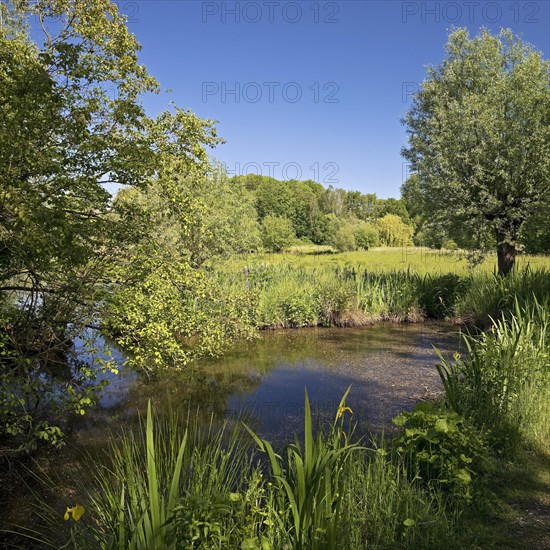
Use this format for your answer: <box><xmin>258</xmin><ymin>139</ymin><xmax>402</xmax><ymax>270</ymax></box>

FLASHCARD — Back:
<box><xmin>496</xmin><ymin>238</ymin><xmax>516</xmax><ymax>276</ymax></box>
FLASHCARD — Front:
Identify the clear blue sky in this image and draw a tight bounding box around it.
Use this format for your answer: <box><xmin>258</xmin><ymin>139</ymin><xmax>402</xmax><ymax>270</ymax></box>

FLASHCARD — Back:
<box><xmin>119</xmin><ymin>0</ymin><xmax>548</xmax><ymax>198</ymax></box>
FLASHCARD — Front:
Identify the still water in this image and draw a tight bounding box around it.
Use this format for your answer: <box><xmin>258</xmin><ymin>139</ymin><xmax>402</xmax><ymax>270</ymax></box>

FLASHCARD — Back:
<box><xmin>74</xmin><ymin>322</ymin><xmax>463</xmax><ymax>447</ymax></box>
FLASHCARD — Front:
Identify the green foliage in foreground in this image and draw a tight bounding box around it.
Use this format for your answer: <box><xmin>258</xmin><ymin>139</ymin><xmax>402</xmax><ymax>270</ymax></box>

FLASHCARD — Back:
<box><xmin>244</xmin><ymin>388</ymin><xmax>360</xmax><ymax>549</ymax></box>
<box><xmin>16</xmin><ymin>301</ymin><xmax>549</xmax><ymax>548</ymax></box>
<box><xmin>393</xmin><ymin>405</ymin><xmax>488</xmax><ymax>501</ymax></box>
<box><xmin>438</xmin><ymin>299</ymin><xmax>550</xmax><ymax>454</ymax></box>
<box><xmin>29</xmin><ymin>396</ymin><xmax>457</xmax><ymax>550</ymax></box>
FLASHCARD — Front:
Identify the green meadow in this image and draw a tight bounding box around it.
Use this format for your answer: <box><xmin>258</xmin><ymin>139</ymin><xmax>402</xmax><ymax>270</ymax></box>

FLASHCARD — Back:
<box><xmin>219</xmin><ymin>246</ymin><xmax>550</xmax><ymax>275</ymax></box>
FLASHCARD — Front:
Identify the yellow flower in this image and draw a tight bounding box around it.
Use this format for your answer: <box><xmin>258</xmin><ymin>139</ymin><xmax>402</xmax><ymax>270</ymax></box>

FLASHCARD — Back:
<box><xmin>337</xmin><ymin>405</ymin><xmax>353</xmax><ymax>419</ymax></box>
<box><xmin>64</xmin><ymin>505</ymin><xmax>85</xmax><ymax>522</ymax></box>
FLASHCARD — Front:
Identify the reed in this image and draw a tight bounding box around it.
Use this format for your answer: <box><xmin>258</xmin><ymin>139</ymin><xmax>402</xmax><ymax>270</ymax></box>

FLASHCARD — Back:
<box><xmin>215</xmin><ymin>263</ymin><xmax>550</xmax><ymax>330</ymax></box>
<box><xmin>438</xmin><ymin>298</ymin><xmax>550</xmax><ymax>454</ymax></box>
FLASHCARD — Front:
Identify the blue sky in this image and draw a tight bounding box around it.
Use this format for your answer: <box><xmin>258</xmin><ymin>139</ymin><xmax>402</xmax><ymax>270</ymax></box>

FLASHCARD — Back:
<box><xmin>120</xmin><ymin>1</ymin><xmax>548</xmax><ymax>197</ymax></box>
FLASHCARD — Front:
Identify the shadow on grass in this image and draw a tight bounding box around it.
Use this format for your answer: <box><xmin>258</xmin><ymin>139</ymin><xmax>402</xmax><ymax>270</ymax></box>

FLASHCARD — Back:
<box><xmin>460</xmin><ymin>448</ymin><xmax>550</xmax><ymax>549</ymax></box>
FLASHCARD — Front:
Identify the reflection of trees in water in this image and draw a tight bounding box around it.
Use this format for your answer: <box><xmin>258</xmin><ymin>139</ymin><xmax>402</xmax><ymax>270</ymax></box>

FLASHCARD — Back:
<box><xmin>70</xmin><ymin>324</ymin><xmax>461</xmax><ymax>454</ymax></box>
<box><xmin>126</xmin><ymin>366</ymin><xmax>265</xmax><ymax>419</ymax></box>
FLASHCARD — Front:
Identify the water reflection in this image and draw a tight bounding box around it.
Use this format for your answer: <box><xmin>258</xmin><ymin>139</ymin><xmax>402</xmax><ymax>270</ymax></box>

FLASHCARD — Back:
<box><xmin>77</xmin><ymin>323</ymin><xmax>462</xmax><ymax>446</ymax></box>
<box><xmin>0</xmin><ymin>323</ymin><xmax>463</xmax><ymax>535</ymax></box>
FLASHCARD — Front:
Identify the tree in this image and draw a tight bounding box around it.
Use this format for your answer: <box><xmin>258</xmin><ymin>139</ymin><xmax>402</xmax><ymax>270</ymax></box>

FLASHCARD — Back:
<box><xmin>345</xmin><ymin>191</ymin><xmax>377</xmax><ymax>221</ymax></box>
<box><xmin>413</xmin><ymin>222</ymin><xmax>449</xmax><ymax>249</ymax></box>
<box><xmin>333</xmin><ymin>223</ymin><xmax>357</xmax><ymax>252</ymax></box>
<box><xmin>0</xmin><ymin>0</ymin><xmax>222</xmax><ymax>449</ymax></box>
<box><xmin>402</xmin><ymin>28</ymin><xmax>550</xmax><ymax>275</ymax></box>
<box><xmin>353</xmin><ymin>222</ymin><xmax>380</xmax><ymax>249</ymax></box>
<box><xmin>261</xmin><ymin>216</ymin><xmax>296</xmax><ymax>252</ymax></box>
<box><xmin>319</xmin><ymin>186</ymin><xmax>348</xmax><ymax>217</ymax></box>
<box><xmin>254</xmin><ymin>177</ymin><xmax>296</xmax><ymax>221</ymax></box>
<box><xmin>520</xmin><ymin>207</ymin><xmax>550</xmax><ymax>254</ymax></box>
<box><xmin>374</xmin><ymin>198</ymin><xmax>412</xmax><ymax>225</ymax></box>
<box><xmin>376</xmin><ymin>214</ymin><xmax>414</xmax><ymax>247</ymax></box>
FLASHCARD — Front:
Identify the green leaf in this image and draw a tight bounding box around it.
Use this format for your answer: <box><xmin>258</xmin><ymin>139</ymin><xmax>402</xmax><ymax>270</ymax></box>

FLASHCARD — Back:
<box><xmin>435</xmin><ymin>418</ymin><xmax>449</xmax><ymax>433</ymax></box>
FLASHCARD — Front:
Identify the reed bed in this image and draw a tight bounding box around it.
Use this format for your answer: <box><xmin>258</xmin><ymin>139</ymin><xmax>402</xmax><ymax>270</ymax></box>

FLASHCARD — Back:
<box><xmin>27</xmin><ymin>394</ymin><xmax>459</xmax><ymax>549</ymax></box>
<box><xmin>214</xmin><ymin>264</ymin><xmax>550</xmax><ymax>329</ymax></box>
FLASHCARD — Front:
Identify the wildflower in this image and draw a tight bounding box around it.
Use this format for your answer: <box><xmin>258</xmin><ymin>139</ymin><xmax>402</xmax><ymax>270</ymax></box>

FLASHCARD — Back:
<box><xmin>64</xmin><ymin>505</ymin><xmax>85</xmax><ymax>522</ymax></box>
<box><xmin>337</xmin><ymin>405</ymin><xmax>353</xmax><ymax>419</ymax></box>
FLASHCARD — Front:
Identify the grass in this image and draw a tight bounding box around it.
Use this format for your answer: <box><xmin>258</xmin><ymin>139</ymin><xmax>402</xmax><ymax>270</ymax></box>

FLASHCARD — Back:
<box><xmin>434</xmin><ymin>298</ymin><xmax>550</xmax><ymax>549</ymax></box>
<box><xmin>24</xmin><ymin>394</ymin><xmax>461</xmax><ymax>549</ymax></box>
<box><xmin>215</xmin><ymin>261</ymin><xmax>550</xmax><ymax>330</ymax></box>
<box><xmin>458</xmin><ymin>449</ymin><xmax>550</xmax><ymax>549</ymax></box>
<box><xmin>216</xmin><ymin>246</ymin><xmax>550</xmax><ymax>276</ymax></box>
<box><xmin>244</xmin><ymin>387</ymin><xmax>360</xmax><ymax>549</ymax></box>
<box><xmin>14</xmin><ymin>296</ymin><xmax>550</xmax><ymax>548</ymax></box>
<box><xmin>8</xmin><ymin>250</ymin><xmax>550</xmax><ymax>548</ymax></box>
<box><xmin>438</xmin><ymin>298</ymin><xmax>550</xmax><ymax>454</ymax></box>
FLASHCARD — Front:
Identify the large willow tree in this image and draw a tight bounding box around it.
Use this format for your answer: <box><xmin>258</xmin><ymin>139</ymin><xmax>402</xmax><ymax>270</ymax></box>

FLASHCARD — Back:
<box><xmin>0</xmin><ymin>0</ymin><xmax>223</xmax><ymax>449</ymax></box>
<box><xmin>402</xmin><ymin>28</ymin><xmax>550</xmax><ymax>275</ymax></box>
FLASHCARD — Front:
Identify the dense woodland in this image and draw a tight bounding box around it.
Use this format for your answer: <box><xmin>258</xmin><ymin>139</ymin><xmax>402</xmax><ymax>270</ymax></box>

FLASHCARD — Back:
<box><xmin>121</xmin><ymin>169</ymin><xmax>549</xmax><ymax>256</ymax></box>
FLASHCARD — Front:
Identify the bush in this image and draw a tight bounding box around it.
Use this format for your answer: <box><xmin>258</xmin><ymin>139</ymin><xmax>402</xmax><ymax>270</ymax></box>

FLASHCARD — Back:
<box><xmin>443</xmin><ymin>239</ymin><xmax>458</xmax><ymax>251</ymax></box>
<box><xmin>333</xmin><ymin>223</ymin><xmax>357</xmax><ymax>252</ymax></box>
<box><xmin>353</xmin><ymin>222</ymin><xmax>379</xmax><ymax>249</ymax></box>
<box><xmin>376</xmin><ymin>214</ymin><xmax>414</xmax><ymax>247</ymax></box>
<box><xmin>393</xmin><ymin>404</ymin><xmax>488</xmax><ymax>501</ymax></box>
<box><xmin>261</xmin><ymin>215</ymin><xmax>296</xmax><ymax>252</ymax></box>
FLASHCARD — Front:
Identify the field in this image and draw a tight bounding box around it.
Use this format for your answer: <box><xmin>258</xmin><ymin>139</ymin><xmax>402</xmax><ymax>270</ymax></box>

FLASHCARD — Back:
<box><xmin>218</xmin><ymin>246</ymin><xmax>550</xmax><ymax>275</ymax></box>
<box><xmin>212</xmin><ymin>247</ymin><xmax>550</xmax><ymax>330</ymax></box>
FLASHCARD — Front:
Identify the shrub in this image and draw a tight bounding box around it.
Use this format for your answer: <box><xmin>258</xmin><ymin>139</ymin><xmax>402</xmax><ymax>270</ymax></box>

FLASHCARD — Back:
<box><xmin>261</xmin><ymin>215</ymin><xmax>296</xmax><ymax>252</ymax></box>
<box><xmin>443</xmin><ymin>239</ymin><xmax>458</xmax><ymax>251</ymax></box>
<box><xmin>393</xmin><ymin>404</ymin><xmax>488</xmax><ymax>501</ymax></box>
<box><xmin>353</xmin><ymin>222</ymin><xmax>380</xmax><ymax>249</ymax></box>
<box><xmin>332</xmin><ymin>223</ymin><xmax>357</xmax><ymax>252</ymax></box>
<box><xmin>376</xmin><ymin>214</ymin><xmax>414</xmax><ymax>247</ymax></box>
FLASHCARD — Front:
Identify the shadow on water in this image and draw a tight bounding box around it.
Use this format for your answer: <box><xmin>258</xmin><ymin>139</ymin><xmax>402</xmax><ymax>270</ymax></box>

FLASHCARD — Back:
<box><xmin>72</xmin><ymin>322</ymin><xmax>463</xmax><ymax>449</ymax></box>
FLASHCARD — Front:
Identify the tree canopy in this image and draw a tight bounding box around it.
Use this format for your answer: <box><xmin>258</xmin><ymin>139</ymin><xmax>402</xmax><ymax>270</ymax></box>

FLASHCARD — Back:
<box><xmin>0</xmin><ymin>0</ymin><xmax>222</xmax><ymax>449</ymax></box>
<box><xmin>402</xmin><ymin>28</ymin><xmax>550</xmax><ymax>275</ymax></box>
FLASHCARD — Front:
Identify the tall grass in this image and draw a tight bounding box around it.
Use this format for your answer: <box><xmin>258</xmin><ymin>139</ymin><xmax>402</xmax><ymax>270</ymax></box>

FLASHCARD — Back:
<box><xmin>340</xmin><ymin>441</ymin><xmax>457</xmax><ymax>549</ymax></box>
<box><xmin>87</xmin><ymin>408</ymin><xmax>268</xmax><ymax>549</ymax></box>
<box><xmin>25</xmin><ymin>393</ymin><xmax>463</xmax><ymax>549</ymax></box>
<box><xmin>215</xmin><ymin>264</ymin><xmax>550</xmax><ymax>330</ymax></box>
<box><xmin>217</xmin><ymin>247</ymin><xmax>550</xmax><ymax>275</ymax></box>
<box><xmin>245</xmin><ymin>387</ymin><xmax>360</xmax><ymax>549</ymax></box>
<box><xmin>438</xmin><ymin>298</ymin><xmax>550</xmax><ymax>454</ymax></box>
<box><xmin>454</xmin><ymin>267</ymin><xmax>550</xmax><ymax>325</ymax></box>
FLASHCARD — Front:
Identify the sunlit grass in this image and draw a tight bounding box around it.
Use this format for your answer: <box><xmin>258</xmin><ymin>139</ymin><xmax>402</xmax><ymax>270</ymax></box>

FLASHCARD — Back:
<box><xmin>217</xmin><ymin>247</ymin><xmax>550</xmax><ymax>275</ymax></box>
<box><xmin>214</xmin><ymin>260</ymin><xmax>550</xmax><ymax>329</ymax></box>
